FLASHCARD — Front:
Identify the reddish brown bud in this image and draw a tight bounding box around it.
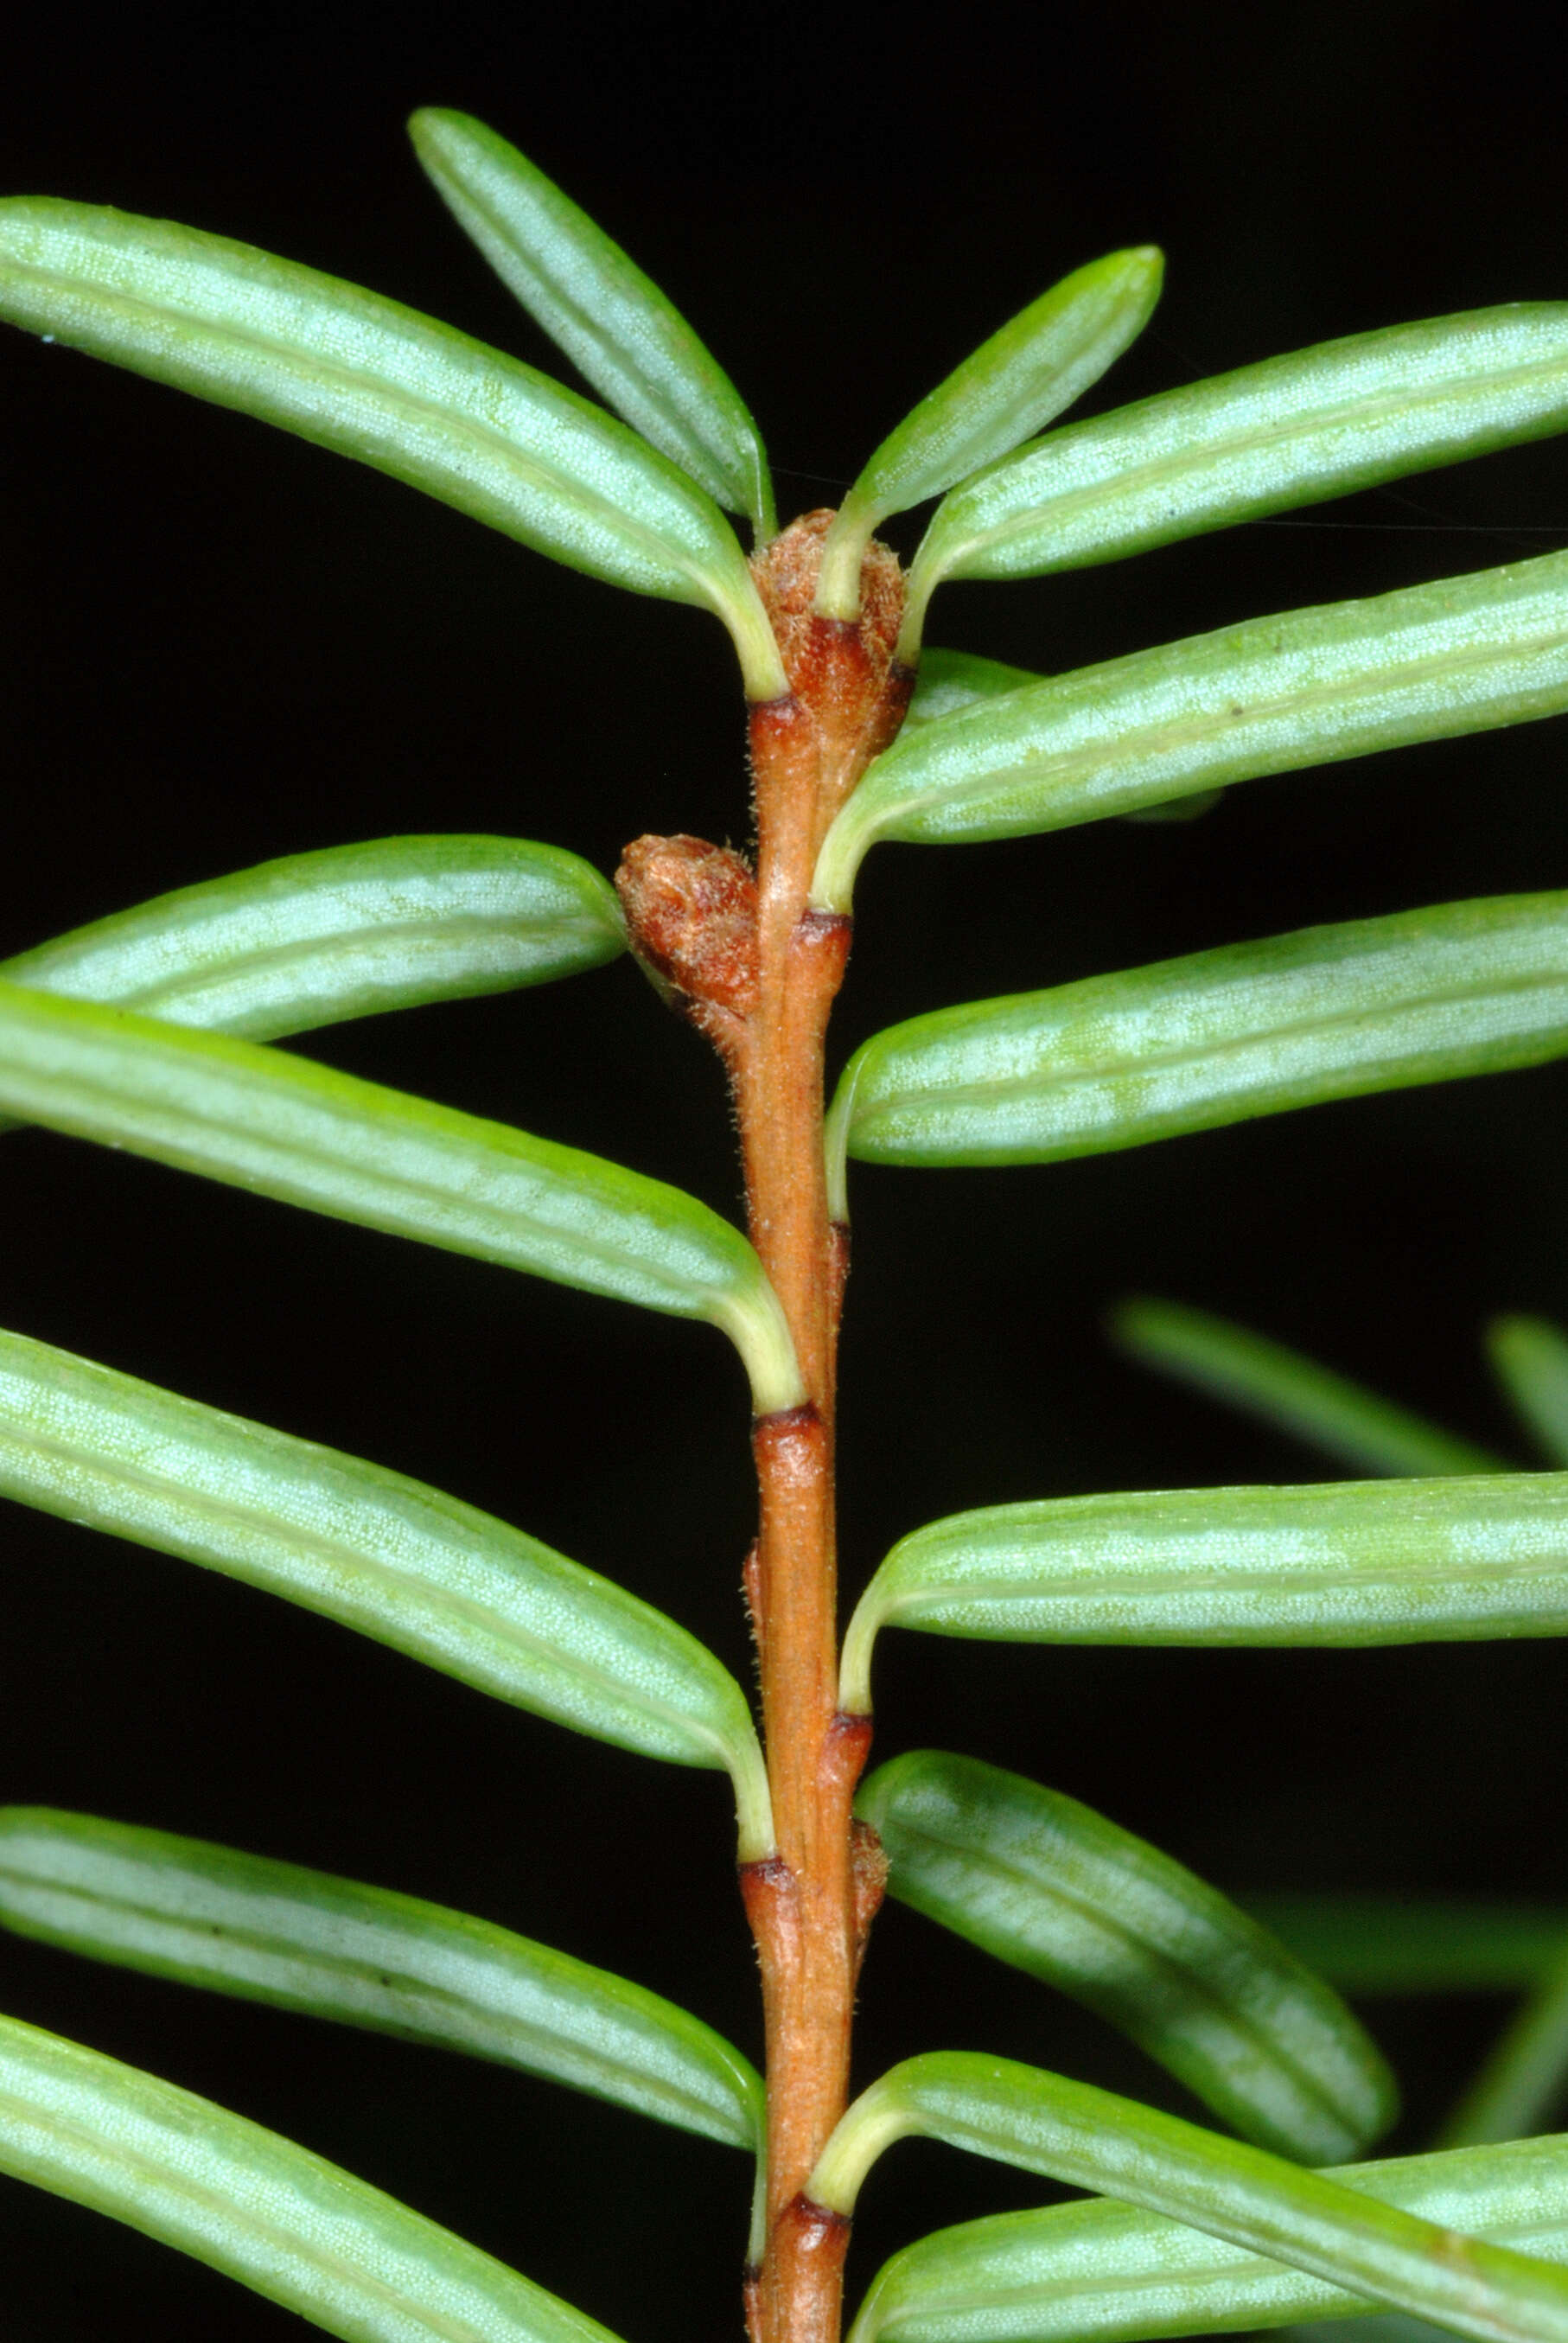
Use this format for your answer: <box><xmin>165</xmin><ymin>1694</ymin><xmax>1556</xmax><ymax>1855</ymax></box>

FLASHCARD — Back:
<box><xmin>749</xmin><ymin>511</ymin><xmax>912</xmax><ymax>818</ymax></box>
<box><xmin>750</xmin><ymin>510</ymin><xmax>904</xmax><ymax>694</ymax></box>
<box><xmin>615</xmin><ymin>833</ymin><xmax>759</xmax><ymax>1013</ymax></box>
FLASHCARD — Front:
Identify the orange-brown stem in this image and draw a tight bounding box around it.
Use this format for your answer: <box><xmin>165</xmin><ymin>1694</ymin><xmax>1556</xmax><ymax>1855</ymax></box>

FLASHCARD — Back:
<box><xmin>738</xmin><ymin>900</ymin><xmax>859</xmax><ymax>2343</ymax></box>
<box><xmin>618</xmin><ymin>512</ymin><xmax>911</xmax><ymax>2343</ymax></box>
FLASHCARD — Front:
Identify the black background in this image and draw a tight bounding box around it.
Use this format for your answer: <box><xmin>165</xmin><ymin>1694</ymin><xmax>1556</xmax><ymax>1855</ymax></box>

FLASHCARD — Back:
<box><xmin>4</xmin><ymin>3</ymin><xmax>1568</xmax><ymax>2335</ymax></box>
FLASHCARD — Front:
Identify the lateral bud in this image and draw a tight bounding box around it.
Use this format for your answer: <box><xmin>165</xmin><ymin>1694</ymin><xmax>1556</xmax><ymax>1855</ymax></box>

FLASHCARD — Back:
<box><xmin>615</xmin><ymin>833</ymin><xmax>759</xmax><ymax>1016</ymax></box>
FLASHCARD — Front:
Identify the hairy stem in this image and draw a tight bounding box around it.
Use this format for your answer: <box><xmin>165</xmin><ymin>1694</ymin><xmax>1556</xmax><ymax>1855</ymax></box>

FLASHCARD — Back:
<box><xmin>739</xmin><ymin>516</ymin><xmax>910</xmax><ymax>2343</ymax></box>
<box><xmin>618</xmin><ymin>511</ymin><xmax>910</xmax><ymax>2342</ymax></box>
